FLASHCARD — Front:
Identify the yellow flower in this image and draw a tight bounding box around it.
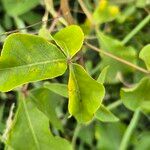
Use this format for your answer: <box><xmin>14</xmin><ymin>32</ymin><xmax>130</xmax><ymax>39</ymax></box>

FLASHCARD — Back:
<box><xmin>109</xmin><ymin>6</ymin><xmax>119</xmax><ymax>16</ymax></box>
<box><xmin>99</xmin><ymin>0</ymin><xmax>107</xmax><ymax>11</ymax></box>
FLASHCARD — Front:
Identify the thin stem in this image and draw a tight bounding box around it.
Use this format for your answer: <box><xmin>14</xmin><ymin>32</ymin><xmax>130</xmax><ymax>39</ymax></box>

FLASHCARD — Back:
<box><xmin>72</xmin><ymin>124</ymin><xmax>82</xmax><ymax>150</ymax></box>
<box><xmin>85</xmin><ymin>42</ymin><xmax>150</xmax><ymax>75</ymax></box>
<box><xmin>77</xmin><ymin>0</ymin><xmax>93</xmax><ymax>23</ymax></box>
<box><xmin>107</xmin><ymin>100</ymin><xmax>122</xmax><ymax>110</ymax></box>
<box><xmin>119</xmin><ymin>109</ymin><xmax>141</xmax><ymax>150</ymax></box>
<box><xmin>122</xmin><ymin>14</ymin><xmax>150</xmax><ymax>45</ymax></box>
<box><xmin>44</xmin><ymin>0</ymin><xmax>68</xmax><ymax>26</ymax></box>
<box><xmin>0</xmin><ymin>17</ymin><xmax>62</xmax><ymax>37</ymax></box>
<box><xmin>60</xmin><ymin>0</ymin><xmax>74</xmax><ymax>24</ymax></box>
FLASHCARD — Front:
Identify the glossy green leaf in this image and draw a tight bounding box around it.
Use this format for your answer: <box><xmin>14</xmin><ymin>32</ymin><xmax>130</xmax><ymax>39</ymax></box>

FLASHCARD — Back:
<box><xmin>121</xmin><ymin>77</ymin><xmax>150</xmax><ymax>113</ymax></box>
<box><xmin>29</xmin><ymin>88</ymin><xmax>63</xmax><ymax>130</ymax></box>
<box><xmin>2</xmin><ymin>0</ymin><xmax>40</xmax><ymax>16</ymax></box>
<box><xmin>44</xmin><ymin>82</ymin><xmax>68</xmax><ymax>98</ymax></box>
<box><xmin>0</xmin><ymin>33</ymin><xmax>67</xmax><ymax>92</ymax></box>
<box><xmin>6</xmin><ymin>96</ymin><xmax>72</xmax><ymax>150</ymax></box>
<box><xmin>68</xmin><ymin>63</ymin><xmax>105</xmax><ymax>123</ymax></box>
<box><xmin>97</xmin><ymin>31</ymin><xmax>136</xmax><ymax>83</ymax></box>
<box><xmin>139</xmin><ymin>44</ymin><xmax>150</xmax><ymax>70</ymax></box>
<box><xmin>53</xmin><ymin>25</ymin><xmax>84</xmax><ymax>58</ymax></box>
<box><xmin>95</xmin><ymin>105</ymin><xmax>119</xmax><ymax>122</ymax></box>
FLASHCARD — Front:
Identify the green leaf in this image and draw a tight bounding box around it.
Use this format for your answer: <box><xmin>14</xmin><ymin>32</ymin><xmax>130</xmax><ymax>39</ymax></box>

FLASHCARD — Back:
<box><xmin>134</xmin><ymin>132</ymin><xmax>150</xmax><ymax>150</ymax></box>
<box><xmin>139</xmin><ymin>44</ymin><xmax>150</xmax><ymax>70</ymax></box>
<box><xmin>68</xmin><ymin>63</ymin><xmax>105</xmax><ymax>123</ymax></box>
<box><xmin>44</xmin><ymin>82</ymin><xmax>68</xmax><ymax>98</ymax></box>
<box><xmin>136</xmin><ymin>0</ymin><xmax>148</xmax><ymax>8</ymax></box>
<box><xmin>95</xmin><ymin>105</ymin><xmax>119</xmax><ymax>122</ymax></box>
<box><xmin>0</xmin><ymin>33</ymin><xmax>67</xmax><ymax>92</ymax></box>
<box><xmin>95</xmin><ymin>122</ymin><xmax>126</xmax><ymax>150</ymax></box>
<box><xmin>97</xmin><ymin>66</ymin><xmax>109</xmax><ymax>84</ymax></box>
<box><xmin>2</xmin><ymin>0</ymin><xmax>40</xmax><ymax>16</ymax></box>
<box><xmin>20</xmin><ymin>11</ymin><xmax>42</xmax><ymax>30</ymax></box>
<box><xmin>6</xmin><ymin>96</ymin><xmax>72</xmax><ymax>150</ymax></box>
<box><xmin>78</xmin><ymin>124</ymin><xmax>94</xmax><ymax>146</ymax></box>
<box><xmin>97</xmin><ymin>31</ymin><xmax>136</xmax><ymax>83</ymax></box>
<box><xmin>44</xmin><ymin>81</ymin><xmax>116</xmax><ymax>123</ymax></box>
<box><xmin>53</xmin><ymin>25</ymin><xmax>84</xmax><ymax>58</ymax></box>
<box><xmin>121</xmin><ymin>77</ymin><xmax>150</xmax><ymax>113</ymax></box>
<box><xmin>29</xmin><ymin>88</ymin><xmax>63</xmax><ymax>130</ymax></box>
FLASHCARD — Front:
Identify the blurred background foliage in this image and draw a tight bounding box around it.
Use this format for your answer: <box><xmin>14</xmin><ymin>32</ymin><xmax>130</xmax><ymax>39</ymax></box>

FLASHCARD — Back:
<box><xmin>0</xmin><ymin>0</ymin><xmax>150</xmax><ymax>150</ymax></box>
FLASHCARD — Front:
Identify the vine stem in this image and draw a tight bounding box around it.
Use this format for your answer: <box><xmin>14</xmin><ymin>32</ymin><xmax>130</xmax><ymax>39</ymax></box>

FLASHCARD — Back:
<box><xmin>85</xmin><ymin>42</ymin><xmax>150</xmax><ymax>75</ymax></box>
<box><xmin>122</xmin><ymin>14</ymin><xmax>150</xmax><ymax>45</ymax></box>
<box><xmin>119</xmin><ymin>109</ymin><xmax>141</xmax><ymax>150</ymax></box>
<box><xmin>72</xmin><ymin>124</ymin><xmax>82</xmax><ymax>150</ymax></box>
<box><xmin>107</xmin><ymin>100</ymin><xmax>122</xmax><ymax>110</ymax></box>
<box><xmin>77</xmin><ymin>0</ymin><xmax>93</xmax><ymax>23</ymax></box>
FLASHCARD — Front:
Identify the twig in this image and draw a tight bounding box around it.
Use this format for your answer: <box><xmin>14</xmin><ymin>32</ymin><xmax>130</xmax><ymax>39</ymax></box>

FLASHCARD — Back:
<box><xmin>0</xmin><ymin>8</ymin><xmax>85</xmax><ymax>38</ymax></box>
<box><xmin>49</xmin><ymin>9</ymin><xmax>61</xmax><ymax>32</ymax></box>
<box><xmin>85</xmin><ymin>42</ymin><xmax>150</xmax><ymax>75</ymax></box>
<box><xmin>21</xmin><ymin>84</ymin><xmax>29</xmax><ymax>98</ymax></box>
<box><xmin>0</xmin><ymin>17</ymin><xmax>61</xmax><ymax>37</ymax></box>
<box><xmin>77</xmin><ymin>0</ymin><xmax>93</xmax><ymax>23</ymax></box>
<box><xmin>2</xmin><ymin>103</ymin><xmax>15</xmax><ymax>142</ymax></box>
<box><xmin>60</xmin><ymin>0</ymin><xmax>74</xmax><ymax>24</ymax></box>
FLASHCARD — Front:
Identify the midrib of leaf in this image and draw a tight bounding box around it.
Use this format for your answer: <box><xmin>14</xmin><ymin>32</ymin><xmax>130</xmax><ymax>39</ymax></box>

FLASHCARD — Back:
<box><xmin>54</xmin><ymin>40</ymin><xmax>70</xmax><ymax>57</ymax></box>
<box><xmin>70</xmin><ymin>65</ymin><xmax>81</xmax><ymax>102</ymax></box>
<box><xmin>22</xmin><ymin>99</ymin><xmax>40</xmax><ymax>150</ymax></box>
<box><xmin>70</xmin><ymin>65</ymin><xmax>84</xmax><ymax>119</ymax></box>
<box><xmin>0</xmin><ymin>59</ymin><xmax>66</xmax><ymax>71</ymax></box>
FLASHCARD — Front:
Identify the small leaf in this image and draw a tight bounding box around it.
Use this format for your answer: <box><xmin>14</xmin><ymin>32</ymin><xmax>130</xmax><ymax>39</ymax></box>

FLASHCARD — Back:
<box><xmin>95</xmin><ymin>105</ymin><xmax>119</xmax><ymax>122</ymax></box>
<box><xmin>6</xmin><ymin>96</ymin><xmax>72</xmax><ymax>150</ymax></box>
<box><xmin>121</xmin><ymin>77</ymin><xmax>150</xmax><ymax>113</ymax></box>
<box><xmin>78</xmin><ymin>124</ymin><xmax>94</xmax><ymax>146</ymax></box>
<box><xmin>53</xmin><ymin>25</ymin><xmax>84</xmax><ymax>58</ymax></box>
<box><xmin>44</xmin><ymin>82</ymin><xmax>68</xmax><ymax>98</ymax></box>
<box><xmin>95</xmin><ymin>122</ymin><xmax>126</xmax><ymax>150</ymax></box>
<box><xmin>97</xmin><ymin>31</ymin><xmax>136</xmax><ymax>83</ymax></box>
<box><xmin>68</xmin><ymin>63</ymin><xmax>105</xmax><ymax>123</ymax></box>
<box><xmin>97</xmin><ymin>66</ymin><xmax>109</xmax><ymax>84</ymax></box>
<box><xmin>0</xmin><ymin>33</ymin><xmax>67</xmax><ymax>92</ymax></box>
<box><xmin>139</xmin><ymin>44</ymin><xmax>150</xmax><ymax>70</ymax></box>
<box><xmin>29</xmin><ymin>88</ymin><xmax>63</xmax><ymax>130</ymax></box>
<box><xmin>2</xmin><ymin>0</ymin><xmax>40</xmax><ymax>16</ymax></box>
